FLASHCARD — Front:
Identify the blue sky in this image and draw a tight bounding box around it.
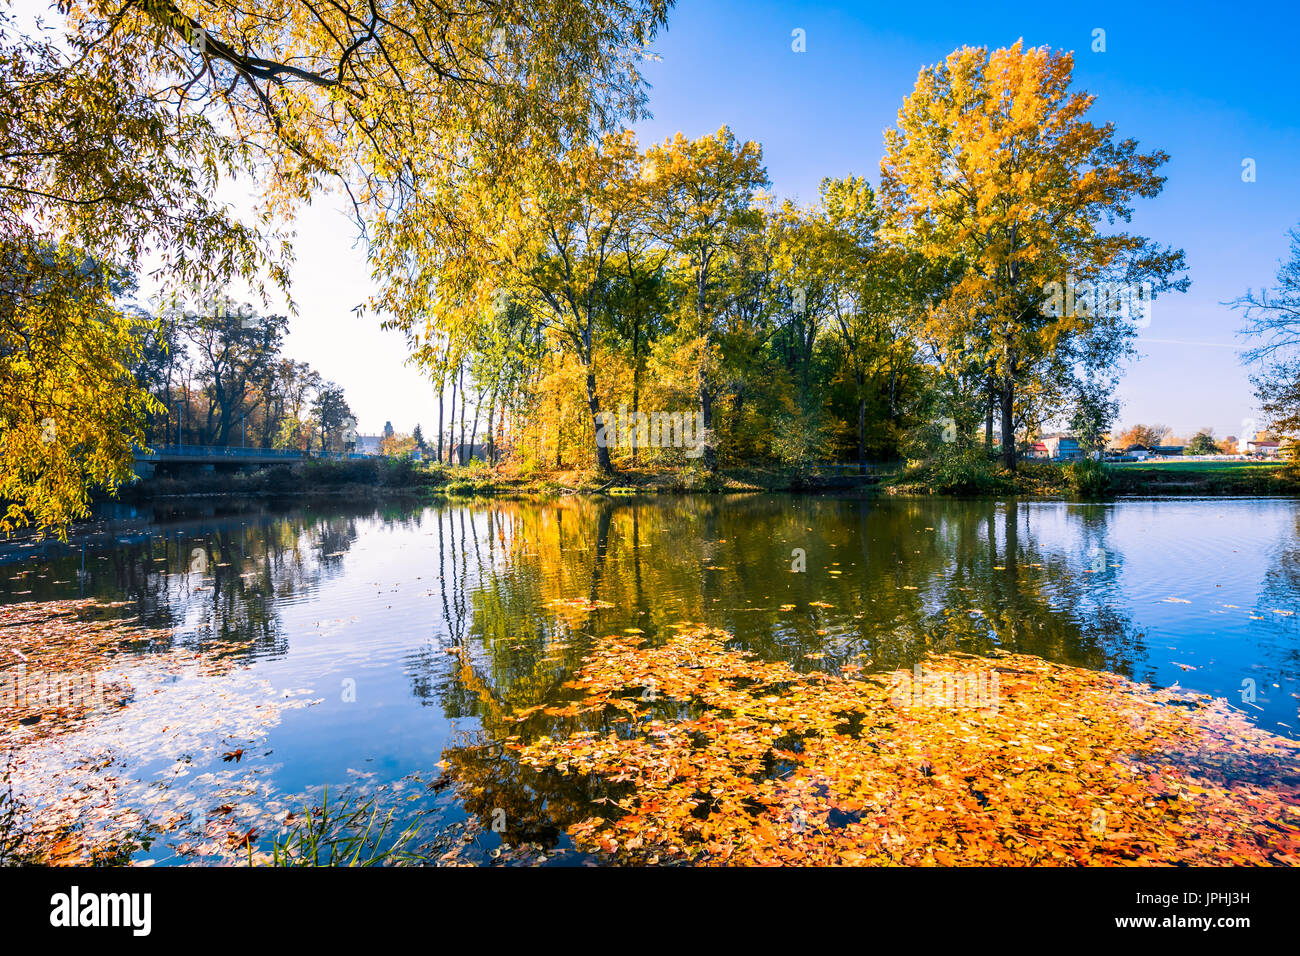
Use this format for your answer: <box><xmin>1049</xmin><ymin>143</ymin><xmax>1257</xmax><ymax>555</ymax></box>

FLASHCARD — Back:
<box><xmin>280</xmin><ymin>0</ymin><xmax>1300</xmax><ymax>440</ymax></box>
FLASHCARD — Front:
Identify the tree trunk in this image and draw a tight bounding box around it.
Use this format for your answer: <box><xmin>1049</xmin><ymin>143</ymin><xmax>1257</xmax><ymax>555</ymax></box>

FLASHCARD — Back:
<box><xmin>467</xmin><ymin>392</ymin><xmax>481</xmax><ymax>463</ymax></box>
<box><xmin>855</xmin><ymin>366</ymin><xmax>866</xmax><ymax>468</ymax></box>
<box><xmin>888</xmin><ymin>361</ymin><xmax>897</xmax><ymax>421</ymax></box>
<box><xmin>698</xmin><ymin>374</ymin><xmax>715</xmax><ymax>471</ymax></box>
<box><xmin>1000</xmin><ymin>380</ymin><xmax>1017</xmax><ymax>471</ymax></box>
<box><xmin>457</xmin><ymin>364</ymin><xmax>466</xmax><ymax>465</ymax></box>
<box><xmin>437</xmin><ymin>374</ymin><xmax>445</xmax><ymax>464</ymax></box>
<box><xmin>631</xmin><ymin>312</ymin><xmax>641</xmax><ymax>468</ymax></box>
<box><xmin>985</xmin><ymin>386</ymin><xmax>994</xmax><ymax>452</ymax></box>
<box><xmin>696</xmin><ymin>259</ymin><xmax>716</xmax><ymax>472</ymax></box>
<box><xmin>446</xmin><ymin>367</ymin><xmax>456</xmax><ymax>464</ymax></box>
<box><xmin>587</xmin><ymin>368</ymin><xmax>613</xmax><ymax>474</ymax></box>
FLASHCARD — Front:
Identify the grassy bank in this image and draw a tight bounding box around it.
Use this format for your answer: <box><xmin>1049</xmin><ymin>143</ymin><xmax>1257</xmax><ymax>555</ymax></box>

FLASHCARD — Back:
<box><xmin>886</xmin><ymin>451</ymin><xmax>1300</xmax><ymax>498</ymax></box>
<box><xmin>115</xmin><ymin>455</ymin><xmax>1300</xmax><ymax>504</ymax></box>
<box><xmin>116</xmin><ymin>457</ymin><xmax>444</xmax><ymax>501</ymax></box>
<box><xmin>1107</xmin><ymin>460</ymin><xmax>1300</xmax><ymax>496</ymax></box>
<box><xmin>115</xmin><ymin>458</ymin><xmax>890</xmax><ymax>501</ymax></box>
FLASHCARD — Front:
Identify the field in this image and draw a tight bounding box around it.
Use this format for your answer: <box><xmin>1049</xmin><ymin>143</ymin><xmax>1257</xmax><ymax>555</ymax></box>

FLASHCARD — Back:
<box><xmin>1108</xmin><ymin>458</ymin><xmax>1298</xmax><ymax>494</ymax></box>
<box><xmin>1109</xmin><ymin>459</ymin><xmax>1285</xmax><ymax>475</ymax></box>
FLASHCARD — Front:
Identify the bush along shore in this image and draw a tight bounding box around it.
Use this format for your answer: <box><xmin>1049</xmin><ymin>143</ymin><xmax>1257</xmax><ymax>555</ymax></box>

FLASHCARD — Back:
<box><xmin>111</xmin><ymin>457</ymin><xmax>892</xmax><ymax>501</ymax></box>
<box><xmin>884</xmin><ymin>447</ymin><xmax>1300</xmax><ymax>499</ymax></box>
<box><xmin>109</xmin><ymin>453</ymin><xmax>1300</xmax><ymax>505</ymax></box>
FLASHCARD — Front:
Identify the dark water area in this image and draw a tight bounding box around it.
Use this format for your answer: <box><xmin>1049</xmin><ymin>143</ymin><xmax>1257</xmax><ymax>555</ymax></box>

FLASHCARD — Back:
<box><xmin>3</xmin><ymin>494</ymin><xmax>1298</xmax><ymax>863</ymax></box>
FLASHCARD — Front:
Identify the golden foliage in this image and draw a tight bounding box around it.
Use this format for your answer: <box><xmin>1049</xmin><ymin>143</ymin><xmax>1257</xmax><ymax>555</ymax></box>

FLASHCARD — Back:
<box><xmin>0</xmin><ymin>249</ymin><xmax>158</xmax><ymax>536</ymax></box>
<box><xmin>511</xmin><ymin>627</ymin><xmax>1300</xmax><ymax>865</ymax></box>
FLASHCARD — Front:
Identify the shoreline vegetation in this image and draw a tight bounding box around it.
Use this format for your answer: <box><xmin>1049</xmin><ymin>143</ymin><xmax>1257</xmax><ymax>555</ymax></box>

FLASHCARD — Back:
<box><xmin>106</xmin><ymin>455</ymin><xmax>1300</xmax><ymax>508</ymax></box>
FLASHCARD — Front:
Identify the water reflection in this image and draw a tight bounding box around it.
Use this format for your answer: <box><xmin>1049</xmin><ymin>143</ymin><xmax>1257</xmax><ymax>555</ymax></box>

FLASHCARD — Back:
<box><xmin>3</xmin><ymin>495</ymin><xmax>1299</xmax><ymax>863</ymax></box>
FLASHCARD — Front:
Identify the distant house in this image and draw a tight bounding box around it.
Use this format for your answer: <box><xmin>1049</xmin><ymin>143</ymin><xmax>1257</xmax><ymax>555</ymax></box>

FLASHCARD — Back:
<box><xmin>1247</xmin><ymin>439</ymin><xmax>1282</xmax><ymax>457</ymax></box>
<box><xmin>453</xmin><ymin>443</ymin><xmax>490</xmax><ymax>463</ymax></box>
<box><xmin>1151</xmin><ymin>444</ymin><xmax>1185</xmax><ymax>457</ymax></box>
<box><xmin>1040</xmin><ymin>433</ymin><xmax>1082</xmax><ymax>460</ymax></box>
<box><xmin>1026</xmin><ymin>441</ymin><xmax>1050</xmax><ymax>460</ymax></box>
<box><xmin>1124</xmin><ymin>443</ymin><xmax>1152</xmax><ymax>460</ymax></box>
<box><xmin>354</xmin><ymin>434</ymin><xmax>384</xmax><ymax>456</ymax></box>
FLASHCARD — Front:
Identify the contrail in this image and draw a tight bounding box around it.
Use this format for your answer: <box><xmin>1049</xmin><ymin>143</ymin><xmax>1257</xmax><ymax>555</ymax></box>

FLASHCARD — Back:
<box><xmin>1136</xmin><ymin>338</ymin><xmax>1245</xmax><ymax>350</ymax></box>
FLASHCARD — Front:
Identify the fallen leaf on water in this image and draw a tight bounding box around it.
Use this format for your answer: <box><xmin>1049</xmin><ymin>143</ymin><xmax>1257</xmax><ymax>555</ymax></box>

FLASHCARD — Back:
<box><xmin>495</xmin><ymin>626</ymin><xmax>1300</xmax><ymax>868</ymax></box>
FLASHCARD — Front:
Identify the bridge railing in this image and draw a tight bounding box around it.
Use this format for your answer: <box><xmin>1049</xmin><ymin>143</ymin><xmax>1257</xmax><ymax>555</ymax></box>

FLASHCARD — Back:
<box><xmin>137</xmin><ymin>445</ymin><xmax>373</xmax><ymax>462</ymax></box>
<box><xmin>138</xmin><ymin>444</ymin><xmax>304</xmax><ymax>460</ymax></box>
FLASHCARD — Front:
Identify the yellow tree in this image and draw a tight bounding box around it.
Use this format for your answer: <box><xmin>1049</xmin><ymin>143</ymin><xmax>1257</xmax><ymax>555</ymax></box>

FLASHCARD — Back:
<box><xmin>641</xmin><ymin>127</ymin><xmax>769</xmax><ymax>470</ymax></box>
<box><xmin>880</xmin><ymin>41</ymin><xmax>1187</xmax><ymax>468</ymax></box>
<box><xmin>801</xmin><ymin>176</ymin><xmax>939</xmax><ymax>461</ymax></box>
<box><xmin>2</xmin><ymin>1</ymin><xmax>670</xmax><ymax>532</ymax></box>
<box><xmin>386</xmin><ymin>132</ymin><xmax>645</xmax><ymax>474</ymax></box>
<box><xmin>506</xmin><ymin>132</ymin><xmax>646</xmax><ymax>474</ymax></box>
<box><xmin>0</xmin><ymin>248</ymin><xmax>157</xmax><ymax>535</ymax></box>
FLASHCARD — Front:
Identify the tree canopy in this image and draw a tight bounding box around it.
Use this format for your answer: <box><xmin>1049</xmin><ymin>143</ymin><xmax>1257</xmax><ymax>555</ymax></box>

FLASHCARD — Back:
<box><xmin>3</xmin><ymin>22</ymin><xmax>1200</xmax><ymax>530</ymax></box>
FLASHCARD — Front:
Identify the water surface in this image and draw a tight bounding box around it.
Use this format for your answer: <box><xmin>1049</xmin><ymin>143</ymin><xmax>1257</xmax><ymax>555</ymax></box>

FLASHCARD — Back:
<box><xmin>3</xmin><ymin>495</ymin><xmax>1298</xmax><ymax>863</ymax></box>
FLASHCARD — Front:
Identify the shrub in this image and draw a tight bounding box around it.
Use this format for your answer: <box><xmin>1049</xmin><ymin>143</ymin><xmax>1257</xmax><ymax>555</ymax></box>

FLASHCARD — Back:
<box><xmin>667</xmin><ymin>464</ymin><xmax>721</xmax><ymax>493</ymax></box>
<box><xmin>1064</xmin><ymin>457</ymin><xmax>1111</xmax><ymax>497</ymax></box>
<box><xmin>926</xmin><ymin>445</ymin><xmax>1000</xmax><ymax>496</ymax></box>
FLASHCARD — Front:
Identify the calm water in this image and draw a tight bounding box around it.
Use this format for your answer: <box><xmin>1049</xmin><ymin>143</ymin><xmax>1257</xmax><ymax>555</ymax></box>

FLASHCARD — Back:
<box><xmin>4</xmin><ymin>494</ymin><xmax>1300</xmax><ymax>863</ymax></box>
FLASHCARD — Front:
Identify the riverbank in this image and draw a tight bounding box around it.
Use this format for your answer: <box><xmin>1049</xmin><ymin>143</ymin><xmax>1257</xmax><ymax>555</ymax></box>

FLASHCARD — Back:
<box><xmin>1107</xmin><ymin>461</ymin><xmax>1300</xmax><ymax>496</ymax></box>
<box><xmin>113</xmin><ymin>458</ymin><xmax>888</xmax><ymax>502</ymax></box>
<box><xmin>111</xmin><ymin>455</ymin><xmax>1300</xmax><ymax>504</ymax></box>
<box><xmin>886</xmin><ymin>456</ymin><xmax>1300</xmax><ymax>498</ymax></box>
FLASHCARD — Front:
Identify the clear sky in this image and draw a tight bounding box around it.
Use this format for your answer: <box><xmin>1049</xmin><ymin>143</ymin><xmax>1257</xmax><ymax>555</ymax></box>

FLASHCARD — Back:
<box><xmin>273</xmin><ymin>0</ymin><xmax>1300</xmax><ymax>440</ymax></box>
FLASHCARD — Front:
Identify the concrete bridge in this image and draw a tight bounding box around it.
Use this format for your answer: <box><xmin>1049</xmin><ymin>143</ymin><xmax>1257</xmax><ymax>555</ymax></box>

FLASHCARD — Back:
<box><xmin>133</xmin><ymin>444</ymin><xmax>369</xmax><ymax>476</ymax></box>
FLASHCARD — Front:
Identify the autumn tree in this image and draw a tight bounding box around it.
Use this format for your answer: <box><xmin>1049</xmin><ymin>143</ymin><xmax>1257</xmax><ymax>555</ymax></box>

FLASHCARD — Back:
<box><xmin>185</xmin><ymin>308</ymin><xmax>288</xmax><ymax>446</ymax></box>
<box><xmin>266</xmin><ymin>360</ymin><xmax>323</xmax><ymax>450</ymax></box>
<box><xmin>311</xmin><ymin>383</ymin><xmax>353</xmax><ymax>454</ymax></box>
<box><xmin>379</xmin><ymin>432</ymin><xmax>418</xmax><ymax>458</ymax></box>
<box><xmin>1115</xmin><ymin>423</ymin><xmax>1169</xmax><ymax>448</ymax></box>
<box><xmin>604</xmin><ymin>233</ymin><xmax>670</xmax><ymax>467</ymax></box>
<box><xmin>1068</xmin><ymin>378</ymin><xmax>1119</xmax><ymax>455</ymax></box>
<box><xmin>510</xmin><ymin>132</ymin><xmax>647</xmax><ymax>474</ymax></box>
<box><xmin>880</xmin><ymin>41</ymin><xmax>1187</xmax><ymax>469</ymax></box>
<box><xmin>0</xmin><ymin>247</ymin><xmax>157</xmax><ymax>535</ymax></box>
<box><xmin>809</xmin><ymin>177</ymin><xmax>882</xmax><ymax>460</ymax></box>
<box><xmin>641</xmin><ymin>127</ymin><xmax>770</xmax><ymax>470</ymax></box>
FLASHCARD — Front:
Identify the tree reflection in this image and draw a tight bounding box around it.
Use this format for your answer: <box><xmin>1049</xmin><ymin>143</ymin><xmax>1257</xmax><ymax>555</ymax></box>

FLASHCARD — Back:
<box><xmin>416</xmin><ymin>495</ymin><xmax>1152</xmax><ymax>848</ymax></box>
<box><xmin>0</xmin><ymin>502</ymin><xmax>373</xmax><ymax>664</ymax></box>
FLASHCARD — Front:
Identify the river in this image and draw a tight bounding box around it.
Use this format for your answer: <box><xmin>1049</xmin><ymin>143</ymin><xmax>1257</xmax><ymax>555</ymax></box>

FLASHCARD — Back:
<box><xmin>2</xmin><ymin>494</ymin><xmax>1298</xmax><ymax>863</ymax></box>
